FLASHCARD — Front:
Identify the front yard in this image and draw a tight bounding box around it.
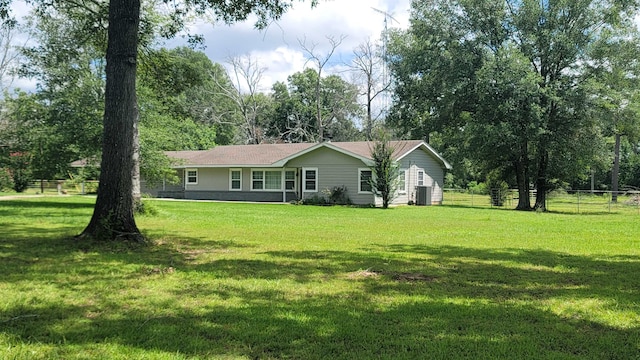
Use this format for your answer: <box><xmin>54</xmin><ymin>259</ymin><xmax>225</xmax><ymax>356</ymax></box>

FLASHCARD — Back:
<box><xmin>1</xmin><ymin>196</ymin><xmax>639</xmax><ymax>359</ymax></box>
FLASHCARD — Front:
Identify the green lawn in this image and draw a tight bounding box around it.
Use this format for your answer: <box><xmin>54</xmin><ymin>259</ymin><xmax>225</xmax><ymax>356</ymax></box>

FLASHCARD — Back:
<box><xmin>1</xmin><ymin>196</ymin><xmax>639</xmax><ymax>359</ymax></box>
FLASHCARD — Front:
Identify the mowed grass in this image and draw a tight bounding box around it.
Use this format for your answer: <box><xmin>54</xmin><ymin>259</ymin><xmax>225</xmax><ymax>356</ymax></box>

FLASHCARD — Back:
<box><xmin>1</xmin><ymin>196</ymin><xmax>639</xmax><ymax>359</ymax></box>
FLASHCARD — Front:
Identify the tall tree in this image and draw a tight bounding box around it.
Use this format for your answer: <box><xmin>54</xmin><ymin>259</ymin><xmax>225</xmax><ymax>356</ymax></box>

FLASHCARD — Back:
<box><xmin>0</xmin><ymin>0</ymin><xmax>317</xmax><ymax>241</ymax></box>
<box><xmin>299</xmin><ymin>35</ymin><xmax>346</xmax><ymax>141</ymax></box>
<box><xmin>470</xmin><ymin>46</ymin><xmax>543</xmax><ymax>210</ymax></box>
<box><xmin>350</xmin><ymin>38</ymin><xmax>388</xmax><ymax>140</ymax></box>
<box><xmin>388</xmin><ymin>0</ymin><xmax>639</xmax><ymax>211</ymax></box>
<box><xmin>217</xmin><ymin>54</ymin><xmax>272</xmax><ymax>144</ymax></box>
<box><xmin>269</xmin><ymin>68</ymin><xmax>362</xmax><ymax>142</ymax></box>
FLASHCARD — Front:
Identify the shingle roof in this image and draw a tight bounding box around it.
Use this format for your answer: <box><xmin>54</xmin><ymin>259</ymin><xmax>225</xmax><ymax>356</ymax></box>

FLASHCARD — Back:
<box><xmin>328</xmin><ymin>140</ymin><xmax>424</xmax><ymax>160</ymax></box>
<box><xmin>167</xmin><ymin>140</ymin><xmax>451</xmax><ymax>169</ymax></box>
<box><xmin>167</xmin><ymin>143</ymin><xmax>316</xmax><ymax>166</ymax></box>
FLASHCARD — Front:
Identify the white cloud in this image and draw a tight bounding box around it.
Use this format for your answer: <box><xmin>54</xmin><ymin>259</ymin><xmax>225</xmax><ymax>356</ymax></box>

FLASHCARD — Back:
<box><xmin>249</xmin><ymin>46</ymin><xmax>307</xmax><ymax>91</ymax></box>
<box><xmin>192</xmin><ymin>0</ymin><xmax>412</xmax><ymax>91</ymax></box>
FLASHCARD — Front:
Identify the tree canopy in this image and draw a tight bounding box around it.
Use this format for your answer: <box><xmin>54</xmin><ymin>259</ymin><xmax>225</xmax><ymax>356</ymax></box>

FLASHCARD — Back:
<box><xmin>269</xmin><ymin>68</ymin><xmax>362</xmax><ymax>142</ymax></box>
<box><xmin>388</xmin><ymin>0</ymin><xmax>640</xmax><ymax>210</ymax></box>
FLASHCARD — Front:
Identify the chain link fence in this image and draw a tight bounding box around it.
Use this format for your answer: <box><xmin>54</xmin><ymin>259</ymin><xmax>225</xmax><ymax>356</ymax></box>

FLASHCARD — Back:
<box><xmin>443</xmin><ymin>188</ymin><xmax>640</xmax><ymax>214</ymax></box>
<box><xmin>25</xmin><ymin>180</ymin><xmax>99</xmax><ymax>195</ymax></box>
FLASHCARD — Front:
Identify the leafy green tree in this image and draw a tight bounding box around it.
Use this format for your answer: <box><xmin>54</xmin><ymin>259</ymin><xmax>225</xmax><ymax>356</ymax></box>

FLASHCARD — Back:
<box><xmin>619</xmin><ymin>140</ymin><xmax>640</xmax><ymax>188</ymax></box>
<box><xmin>9</xmin><ymin>9</ymin><xmax>105</xmax><ymax>182</ymax></box>
<box><xmin>470</xmin><ymin>46</ymin><xmax>543</xmax><ymax>210</ymax></box>
<box><xmin>369</xmin><ymin>130</ymin><xmax>399</xmax><ymax>209</ymax></box>
<box><xmin>137</xmin><ymin>47</ymin><xmax>229</xmax><ymax>185</ymax></box>
<box><xmin>269</xmin><ymin>68</ymin><xmax>362</xmax><ymax>142</ymax></box>
<box><xmin>388</xmin><ymin>0</ymin><xmax>639</xmax><ymax>211</ymax></box>
<box><xmin>138</xmin><ymin>46</ymin><xmax>240</xmax><ymax>145</ymax></box>
<box><xmin>587</xmin><ymin>29</ymin><xmax>640</xmax><ymax>202</ymax></box>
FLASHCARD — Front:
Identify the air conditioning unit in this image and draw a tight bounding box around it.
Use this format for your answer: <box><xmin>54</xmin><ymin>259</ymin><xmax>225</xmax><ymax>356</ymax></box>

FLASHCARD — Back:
<box><xmin>415</xmin><ymin>186</ymin><xmax>431</xmax><ymax>206</ymax></box>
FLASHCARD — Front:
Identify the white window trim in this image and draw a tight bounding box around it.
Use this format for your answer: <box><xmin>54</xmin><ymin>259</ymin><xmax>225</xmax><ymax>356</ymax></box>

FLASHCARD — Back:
<box><xmin>417</xmin><ymin>170</ymin><xmax>425</xmax><ymax>186</ymax></box>
<box><xmin>398</xmin><ymin>169</ymin><xmax>407</xmax><ymax>194</ymax></box>
<box><xmin>229</xmin><ymin>168</ymin><xmax>242</xmax><ymax>191</ymax></box>
<box><xmin>358</xmin><ymin>168</ymin><xmax>373</xmax><ymax>194</ymax></box>
<box><xmin>302</xmin><ymin>167</ymin><xmax>318</xmax><ymax>192</ymax></box>
<box><xmin>284</xmin><ymin>169</ymin><xmax>297</xmax><ymax>191</ymax></box>
<box><xmin>185</xmin><ymin>168</ymin><xmax>198</xmax><ymax>185</ymax></box>
<box><xmin>251</xmin><ymin>169</ymin><xmax>283</xmax><ymax>192</ymax></box>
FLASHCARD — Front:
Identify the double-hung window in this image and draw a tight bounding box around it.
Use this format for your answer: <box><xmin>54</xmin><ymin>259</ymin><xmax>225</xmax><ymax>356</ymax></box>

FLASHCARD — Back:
<box><xmin>303</xmin><ymin>168</ymin><xmax>318</xmax><ymax>192</ymax></box>
<box><xmin>252</xmin><ymin>171</ymin><xmax>264</xmax><ymax>190</ymax></box>
<box><xmin>417</xmin><ymin>170</ymin><xmax>425</xmax><ymax>186</ymax></box>
<box><xmin>398</xmin><ymin>169</ymin><xmax>407</xmax><ymax>193</ymax></box>
<box><xmin>285</xmin><ymin>170</ymin><xmax>296</xmax><ymax>190</ymax></box>
<box><xmin>359</xmin><ymin>168</ymin><xmax>373</xmax><ymax>193</ymax></box>
<box><xmin>186</xmin><ymin>169</ymin><xmax>198</xmax><ymax>185</ymax></box>
<box><xmin>230</xmin><ymin>169</ymin><xmax>242</xmax><ymax>191</ymax></box>
<box><xmin>252</xmin><ymin>170</ymin><xmax>282</xmax><ymax>191</ymax></box>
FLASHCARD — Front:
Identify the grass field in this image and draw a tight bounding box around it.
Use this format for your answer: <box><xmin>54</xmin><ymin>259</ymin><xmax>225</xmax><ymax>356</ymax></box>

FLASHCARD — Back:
<box><xmin>1</xmin><ymin>196</ymin><xmax>639</xmax><ymax>359</ymax></box>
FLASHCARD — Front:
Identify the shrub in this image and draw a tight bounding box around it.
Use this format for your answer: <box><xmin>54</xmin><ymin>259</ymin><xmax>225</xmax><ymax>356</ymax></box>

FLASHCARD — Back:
<box><xmin>301</xmin><ymin>193</ymin><xmax>329</xmax><ymax>206</ymax></box>
<box><xmin>467</xmin><ymin>181</ymin><xmax>488</xmax><ymax>195</ymax></box>
<box><xmin>486</xmin><ymin>171</ymin><xmax>509</xmax><ymax>206</ymax></box>
<box><xmin>323</xmin><ymin>185</ymin><xmax>351</xmax><ymax>205</ymax></box>
<box><xmin>12</xmin><ymin>169</ymin><xmax>31</xmax><ymax>193</ymax></box>
<box><xmin>0</xmin><ymin>168</ymin><xmax>13</xmax><ymax>191</ymax></box>
<box><xmin>135</xmin><ymin>200</ymin><xmax>158</xmax><ymax>216</ymax></box>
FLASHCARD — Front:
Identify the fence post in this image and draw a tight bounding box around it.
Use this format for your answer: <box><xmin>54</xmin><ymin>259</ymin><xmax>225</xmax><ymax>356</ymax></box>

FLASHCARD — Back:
<box><xmin>577</xmin><ymin>191</ymin><xmax>580</xmax><ymax>214</ymax></box>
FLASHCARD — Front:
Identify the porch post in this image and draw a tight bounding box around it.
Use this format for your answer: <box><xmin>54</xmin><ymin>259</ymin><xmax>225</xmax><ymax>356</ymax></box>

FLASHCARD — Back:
<box><xmin>282</xmin><ymin>167</ymin><xmax>286</xmax><ymax>203</ymax></box>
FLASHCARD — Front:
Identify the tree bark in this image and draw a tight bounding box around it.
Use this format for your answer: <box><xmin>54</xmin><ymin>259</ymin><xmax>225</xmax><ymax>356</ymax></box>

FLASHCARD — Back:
<box><xmin>534</xmin><ymin>149</ymin><xmax>548</xmax><ymax>211</ymax></box>
<box><xmin>515</xmin><ymin>117</ymin><xmax>532</xmax><ymax>210</ymax></box>
<box><xmin>78</xmin><ymin>0</ymin><xmax>143</xmax><ymax>242</ymax></box>
<box><xmin>515</xmin><ymin>144</ymin><xmax>531</xmax><ymax>210</ymax></box>
<box><xmin>611</xmin><ymin>133</ymin><xmax>621</xmax><ymax>203</ymax></box>
<box><xmin>132</xmin><ymin>113</ymin><xmax>141</xmax><ymax>206</ymax></box>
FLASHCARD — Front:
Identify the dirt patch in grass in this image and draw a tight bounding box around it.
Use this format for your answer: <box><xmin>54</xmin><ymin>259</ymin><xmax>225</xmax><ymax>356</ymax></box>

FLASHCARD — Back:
<box><xmin>346</xmin><ymin>269</ymin><xmax>437</xmax><ymax>283</ymax></box>
<box><xmin>346</xmin><ymin>269</ymin><xmax>381</xmax><ymax>279</ymax></box>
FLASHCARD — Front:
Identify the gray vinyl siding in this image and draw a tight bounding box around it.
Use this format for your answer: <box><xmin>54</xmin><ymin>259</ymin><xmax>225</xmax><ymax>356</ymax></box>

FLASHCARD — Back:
<box><xmin>396</xmin><ymin>148</ymin><xmax>445</xmax><ymax>204</ymax></box>
<box><xmin>183</xmin><ymin>168</ymin><xmax>228</xmax><ymax>191</ymax></box>
<box><xmin>285</xmin><ymin>146</ymin><xmax>375</xmax><ymax>205</ymax></box>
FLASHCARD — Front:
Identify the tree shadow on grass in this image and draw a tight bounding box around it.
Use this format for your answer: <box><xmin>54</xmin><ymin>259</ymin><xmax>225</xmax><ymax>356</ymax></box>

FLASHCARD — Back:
<box><xmin>0</xmin><ymin>221</ymin><xmax>249</xmax><ymax>284</ymax></box>
<box><xmin>1</xmin><ymin>276</ymin><xmax>638</xmax><ymax>359</ymax></box>
<box><xmin>2</xmin><ymin>217</ymin><xmax>640</xmax><ymax>358</ymax></box>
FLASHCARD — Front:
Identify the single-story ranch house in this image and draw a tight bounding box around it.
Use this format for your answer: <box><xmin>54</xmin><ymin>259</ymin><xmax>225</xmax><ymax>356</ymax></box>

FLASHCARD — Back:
<box><xmin>141</xmin><ymin>140</ymin><xmax>451</xmax><ymax>206</ymax></box>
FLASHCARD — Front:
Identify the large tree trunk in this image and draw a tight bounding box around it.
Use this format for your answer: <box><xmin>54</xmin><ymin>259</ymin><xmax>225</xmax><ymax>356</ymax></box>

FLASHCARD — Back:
<box><xmin>515</xmin><ymin>150</ymin><xmax>531</xmax><ymax>210</ymax></box>
<box><xmin>534</xmin><ymin>149</ymin><xmax>548</xmax><ymax>211</ymax></box>
<box><xmin>78</xmin><ymin>0</ymin><xmax>143</xmax><ymax>242</ymax></box>
<box><xmin>611</xmin><ymin>133</ymin><xmax>621</xmax><ymax>203</ymax></box>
